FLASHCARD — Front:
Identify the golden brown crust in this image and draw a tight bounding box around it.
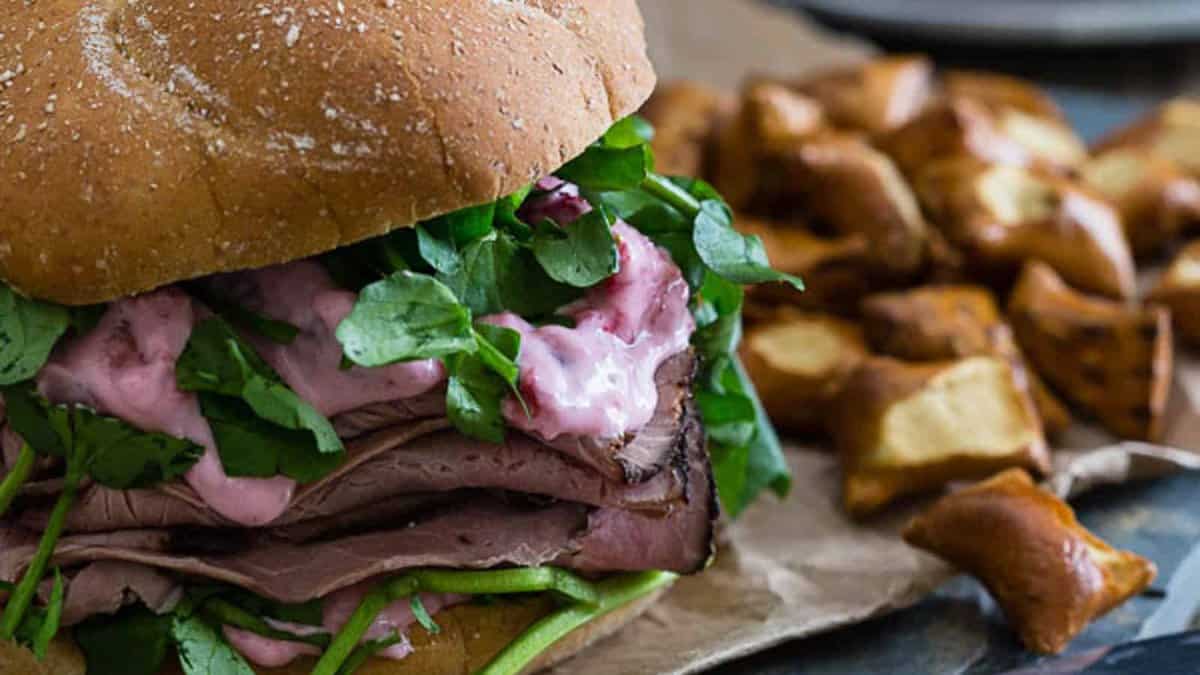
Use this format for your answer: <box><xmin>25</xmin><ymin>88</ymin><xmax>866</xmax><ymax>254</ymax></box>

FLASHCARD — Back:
<box><xmin>830</xmin><ymin>355</ymin><xmax>1050</xmax><ymax>518</ymax></box>
<box><xmin>792</xmin><ymin>55</ymin><xmax>933</xmax><ymax>136</ymax></box>
<box><xmin>941</xmin><ymin>70</ymin><xmax>1065</xmax><ymax>121</ymax></box>
<box><xmin>740</xmin><ymin>308</ymin><xmax>868</xmax><ymax>435</ymax></box>
<box><xmin>1093</xmin><ymin>98</ymin><xmax>1200</xmax><ymax>177</ymax></box>
<box><xmin>33</xmin><ymin>587</ymin><xmax>668</xmax><ymax>675</ymax></box>
<box><xmin>0</xmin><ymin>0</ymin><xmax>655</xmax><ymax>305</ymax></box>
<box><xmin>1080</xmin><ymin>147</ymin><xmax>1200</xmax><ymax>257</ymax></box>
<box><xmin>913</xmin><ymin>157</ymin><xmax>1136</xmax><ymax>299</ymax></box>
<box><xmin>903</xmin><ymin>469</ymin><xmax>1156</xmax><ymax>654</ymax></box>
<box><xmin>859</xmin><ymin>285</ymin><xmax>1072</xmax><ymax>436</ymax></box>
<box><xmin>1009</xmin><ymin>262</ymin><xmax>1174</xmax><ymax>442</ymax></box>
<box><xmin>641</xmin><ymin>81</ymin><xmax>733</xmax><ymax>178</ymax></box>
<box><xmin>1148</xmin><ymin>239</ymin><xmax>1200</xmax><ymax>345</ymax></box>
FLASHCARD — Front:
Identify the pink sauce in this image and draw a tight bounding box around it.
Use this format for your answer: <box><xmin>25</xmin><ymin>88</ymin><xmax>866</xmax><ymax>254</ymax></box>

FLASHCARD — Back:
<box><xmin>485</xmin><ymin>180</ymin><xmax>694</xmax><ymax>440</ymax></box>
<box><xmin>223</xmin><ymin>585</ymin><xmax>464</xmax><ymax>667</ymax></box>
<box><xmin>207</xmin><ymin>261</ymin><xmax>445</xmax><ymax>418</ymax></box>
<box><xmin>35</xmin><ymin>289</ymin><xmax>294</xmax><ymax>526</ymax></box>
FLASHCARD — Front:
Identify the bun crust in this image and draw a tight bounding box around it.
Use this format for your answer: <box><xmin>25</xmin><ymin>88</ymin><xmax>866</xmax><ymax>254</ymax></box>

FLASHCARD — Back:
<box><xmin>29</xmin><ymin>586</ymin><xmax>669</xmax><ymax>675</ymax></box>
<box><xmin>0</xmin><ymin>0</ymin><xmax>655</xmax><ymax>305</ymax></box>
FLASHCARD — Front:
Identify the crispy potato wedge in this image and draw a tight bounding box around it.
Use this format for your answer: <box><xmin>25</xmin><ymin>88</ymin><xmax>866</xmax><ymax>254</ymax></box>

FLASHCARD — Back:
<box><xmin>830</xmin><ymin>355</ymin><xmax>1050</xmax><ymax>517</ymax></box>
<box><xmin>1147</xmin><ymin>239</ymin><xmax>1200</xmax><ymax>345</ymax></box>
<box><xmin>1080</xmin><ymin>147</ymin><xmax>1200</xmax><ymax>257</ymax></box>
<box><xmin>793</xmin><ymin>55</ymin><xmax>933</xmax><ymax>136</ymax></box>
<box><xmin>915</xmin><ymin>157</ymin><xmax>1137</xmax><ymax>299</ymax></box>
<box><xmin>712</xmin><ymin>82</ymin><xmax>826</xmax><ymax>209</ymax></box>
<box><xmin>785</xmin><ymin>134</ymin><xmax>929</xmax><ymax>275</ymax></box>
<box><xmin>740</xmin><ymin>309</ymin><xmax>869</xmax><ymax>434</ymax></box>
<box><xmin>641</xmin><ymin>81</ymin><xmax>734</xmax><ymax>178</ymax></box>
<box><xmin>904</xmin><ymin>468</ymin><xmax>1157</xmax><ymax>654</ymax></box>
<box><xmin>942</xmin><ymin>69</ymin><xmax>1065</xmax><ymax>121</ymax></box>
<box><xmin>860</xmin><ymin>285</ymin><xmax>1072</xmax><ymax>436</ymax></box>
<box><xmin>879</xmin><ymin>98</ymin><xmax>1084</xmax><ymax>177</ymax></box>
<box><xmin>1094</xmin><ymin>98</ymin><xmax>1200</xmax><ymax>177</ymax></box>
<box><xmin>1009</xmin><ymin>262</ymin><xmax>1173</xmax><ymax>441</ymax></box>
<box><xmin>738</xmin><ymin>216</ymin><xmax>880</xmax><ymax>314</ymax></box>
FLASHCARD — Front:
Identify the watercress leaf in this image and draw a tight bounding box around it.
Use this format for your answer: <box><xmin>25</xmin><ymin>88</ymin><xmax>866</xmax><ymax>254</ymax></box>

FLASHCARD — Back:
<box><xmin>472</xmin><ymin>324</ymin><xmax>521</xmax><ymax>387</ymax></box>
<box><xmin>708</xmin><ymin>439</ymin><xmax>749</xmax><ymax>517</ymax></box>
<box><xmin>200</xmin><ymin>394</ymin><xmax>342</xmax><ymax>482</ymax></box>
<box><xmin>1</xmin><ymin>384</ymin><xmax>67</xmax><ymax>457</ymax></box>
<box><xmin>531</xmin><ymin>207</ymin><xmax>619</xmax><ymax>287</ymax></box>
<box><xmin>735</xmin><ymin>357</ymin><xmax>792</xmax><ymax>504</ymax></box>
<box><xmin>444</xmin><ymin>354</ymin><xmax>507</xmax><ymax>444</ymax></box>
<box><xmin>178</xmin><ymin>318</ymin><xmax>343</xmax><ymax>455</ymax></box>
<box><xmin>557</xmin><ymin>145</ymin><xmax>652</xmax><ymax>192</ymax></box>
<box><xmin>187</xmin><ymin>286</ymin><xmax>299</xmax><ymax>345</ymax></box>
<box><xmin>68</xmin><ymin>305</ymin><xmax>107</xmax><ymax>336</ymax></box>
<box><xmin>440</xmin><ymin>234</ymin><xmax>579</xmax><ymax>319</ymax></box>
<box><xmin>172</xmin><ymin>613</ymin><xmax>256</xmax><ymax>675</ymax></box>
<box><xmin>74</xmin><ymin>408</ymin><xmax>204</xmax><ymax>490</ymax></box>
<box><xmin>410</xmin><ymin>596</ymin><xmax>440</xmax><ymax>634</ymax></box>
<box><xmin>592</xmin><ymin>189</ymin><xmax>662</xmax><ymax>222</ymax></box>
<box><xmin>337</xmin><ymin>272</ymin><xmax>476</xmax><ymax>367</ymax></box>
<box><xmin>693</xmin><ymin>200</ymin><xmax>804</xmax><ymax>289</ymax></box>
<box><xmin>602</xmin><ymin>115</ymin><xmax>654</xmax><ymax>149</ymax></box>
<box><xmin>416</xmin><ymin>224</ymin><xmax>462</xmax><ymax>275</ymax></box>
<box><xmin>75</xmin><ymin>606</ymin><xmax>173</xmax><ymax>675</ymax></box>
<box><xmin>432</xmin><ymin>202</ymin><xmax>497</xmax><ymax>247</ymax></box>
<box><xmin>695</xmin><ymin>389</ymin><xmax>755</xmax><ymax>449</ymax></box>
<box><xmin>495</xmin><ymin>184</ymin><xmax>534</xmax><ymax>231</ymax></box>
<box><xmin>647</xmin><ymin>231</ymin><xmax>706</xmax><ymax>291</ymax></box>
<box><xmin>692</xmin><ymin>273</ymin><xmax>745</xmax><ymax>357</ymax></box>
<box><xmin>30</xmin><ymin>568</ymin><xmax>64</xmax><ymax>659</ymax></box>
<box><xmin>0</xmin><ymin>285</ymin><xmax>70</xmax><ymax>386</ymax></box>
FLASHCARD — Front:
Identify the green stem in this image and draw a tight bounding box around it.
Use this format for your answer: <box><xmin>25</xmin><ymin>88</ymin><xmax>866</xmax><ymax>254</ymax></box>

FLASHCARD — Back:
<box><xmin>0</xmin><ymin>443</ymin><xmax>36</xmax><ymax>518</ymax></box>
<box><xmin>0</xmin><ymin>473</ymin><xmax>78</xmax><ymax>638</ymax></box>
<box><xmin>200</xmin><ymin>598</ymin><xmax>330</xmax><ymax>648</ymax></box>
<box><xmin>641</xmin><ymin>173</ymin><xmax>701</xmax><ymax>218</ymax></box>
<box><xmin>335</xmin><ymin>632</ymin><xmax>404</xmax><ymax>675</ymax></box>
<box><xmin>309</xmin><ymin>568</ymin><xmax>600</xmax><ymax>675</ymax></box>
<box><xmin>477</xmin><ymin>571</ymin><xmax>677</xmax><ymax>675</ymax></box>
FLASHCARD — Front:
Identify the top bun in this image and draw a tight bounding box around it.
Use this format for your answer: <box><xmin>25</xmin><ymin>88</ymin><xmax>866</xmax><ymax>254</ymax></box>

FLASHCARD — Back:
<box><xmin>0</xmin><ymin>0</ymin><xmax>655</xmax><ymax>304</ymax></box>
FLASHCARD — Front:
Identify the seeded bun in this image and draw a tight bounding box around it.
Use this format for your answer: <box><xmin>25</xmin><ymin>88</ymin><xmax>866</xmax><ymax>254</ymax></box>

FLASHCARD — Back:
<box><xmin>22</xmin><ymin>588</ymin><xmax>668</xmax><ymax>675</ymax></box>
<box><xmin>0</xmin><ymin>0</ymin><xmax>655</xmax><ymax>305</ymax></box>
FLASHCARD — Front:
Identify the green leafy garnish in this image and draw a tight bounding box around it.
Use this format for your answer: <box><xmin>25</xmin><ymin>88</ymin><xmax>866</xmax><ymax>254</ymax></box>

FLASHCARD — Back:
<box><xmin>444</xmin><ymin>324</ymin><xmax>523</xmax><ymax>444</ymax></box>
<box><xmin>409</xmin><ymin>596</ymin><xmax>440</xmax><ymax>635</ymax></box>
<box><xmin>76</xmin><ymin>606</ymin><xmax>173</xmax><ymax>675</ymax></box>
<box><xmin>187</xmin><ymin>285</ymin><xmax>300</xmax><ymax>345</ymax></box>
<box><xmin>172</xmin><ymin>612</ymin><xmax>256</xmax><ymax>675</ymax></box>
<box><xmin>176</xmin><ymin>317</ymin><xmax>344</xmax><ymax>480</ymax></box>
<box><xmin>335</xmin><ymin>272</ymin><xmax>476</xmax><ymax>368</ymax></box>
<box><xmin>0</xmin><ymin>284</ymin><xmax>69</xmax><ymax>386</ymax></box>
<box><xmin>530</xmin><ymin>207</ymin><xmax>620</xmax><ymax>288</ymax></box>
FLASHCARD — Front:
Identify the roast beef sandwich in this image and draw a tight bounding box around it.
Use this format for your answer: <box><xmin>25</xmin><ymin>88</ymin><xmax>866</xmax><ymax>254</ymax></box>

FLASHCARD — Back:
<box><xmin>0</xmin><ymin>1</ymin><xmax>800</xmax><ymax>673</ymax></box>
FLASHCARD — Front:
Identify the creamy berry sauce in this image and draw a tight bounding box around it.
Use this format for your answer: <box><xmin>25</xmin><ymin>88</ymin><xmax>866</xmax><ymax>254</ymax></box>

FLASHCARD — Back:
<box><xmin>488</xmin><ymin>179</ymin><xmax>694</xmax><ymax>440</ymax></box>
<box><xmin>206</xmin><ymin>260</ymin><xmax>445</xmax><ymax>418</ymax></box>
<box><xmin>222</xmin><ymin>586</ymin><xmax>463</xmax><ymax>667</ymax></box>
<box><xmin>35</xmin><ymin>289</ymin><xmax>294</xmax><ymax>526</ymax></box>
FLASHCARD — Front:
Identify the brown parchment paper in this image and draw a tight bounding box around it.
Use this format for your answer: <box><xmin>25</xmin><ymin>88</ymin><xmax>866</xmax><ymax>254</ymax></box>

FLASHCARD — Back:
<box><xmin>546</xmin><ymin>3</ymin><xmax>1200</xmax><ymax>673</ymax></box>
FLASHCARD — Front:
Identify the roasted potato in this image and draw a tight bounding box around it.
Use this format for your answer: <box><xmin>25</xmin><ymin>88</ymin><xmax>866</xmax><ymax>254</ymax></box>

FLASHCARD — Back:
<box><xmin>641</xmin><ymin>81</ymin><xmax>734</xmax><ymax>177</ymax></box>
<box><xmin>738</xmin><ymin>216</ymin><xmax>879</xmax><ymax>314</ymax></box>
<box><xmin>793</xmin><ymin>55</ymin><xmax>933</xmax><ymax>136</ymax></box>
<box><xmin>830</xmin><ymin>355</ymin><xmax>1050</xmax><ymax>517</ymax></box>
<box><xmin>914</xmin><ymin>157</ymin><xmax>1137</xmax><ymax>299</ymax></box>
<box><xmin>1147</xmin><ymin>239</ymin><xmax>1200</xmax><ymax>345</ymax></box>
<box><xmin>1080</xmin><ymin>147</ymin><xmax>1200</xmax><ymax>257</ymax></box>
<box><xmin>942</xmin><ymin>69</ymin><xmax>1065</xmax><ymax>121</ymax></box>
<box><xmin>740</xmin><ymin>309</ymin><xmax>869</xmax><ymax>434</ymax></box>
<box><xmin>1094</xmin><ymin>98</ymin><xmax>1200</xmax><ymax>177</ymax></box>
<box><xmin>859</xmin><ymin>285</ymin><xmax>1072</xmax><ymax>436</ymax></box>
<box><xmin>785</xmin><ymin>134</ymin><xmax>929</xmax><ymax>275</ymax></box>
<box><xmin>879</xmin><ymin>98</ymin><xmax>1084</xmax><ymax>177</ymax></box>
<box><xmin>1009</xmin><ymin>262</ymin><xmax>1173</xmax><ymax>441</ymax></box>
<box><xmin>904</xmin><ymin>468</ymin><xmax>1156</xmax><ymax>654</ymax></box>
<box><xmin>712</xmin><ymin>82</ymin><xmax>826</xmax><ymax>210</ymax></box>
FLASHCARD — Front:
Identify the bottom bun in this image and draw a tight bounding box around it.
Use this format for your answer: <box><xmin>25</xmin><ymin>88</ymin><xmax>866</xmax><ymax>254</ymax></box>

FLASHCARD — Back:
<box><xmin>21</xmin><ymin>585</ymin><xmax>671</xmax><ymax>675</ymax></box>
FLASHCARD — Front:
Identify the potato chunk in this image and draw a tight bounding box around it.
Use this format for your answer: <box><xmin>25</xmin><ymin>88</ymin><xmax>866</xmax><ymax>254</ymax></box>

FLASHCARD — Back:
<box><xmin>1148</xmin><ymin>239</ymin><xmax>1200</xmax><ymax>346</ymax></box>
<box><xmin>1094</xmin><ymin>98</ymin><xmax>1200</xmax><ymax>177</ymax></box>
<box><xmin>904</xmin><ymin>468</ymin><xmax>1156</xmax><ymax>654</ymax></box>
<box><xmin>793</xmin><ymin>55</ymin><xmax>934</xmax><ymax>136</ymax></box>
<box><xmin>1009</xmin><ymin>262</ymin><xmax>1173</xmax><ymax>441</ymax></box>
<box><xmin>830</xmin><ymin>355</ymin><xmax>1049</xmax><ymax>517</ymax></box>
<box><xmin>1080</xmin><ymin>147</ymin><xmax>1200</xmax><ymax>257</ymax></box>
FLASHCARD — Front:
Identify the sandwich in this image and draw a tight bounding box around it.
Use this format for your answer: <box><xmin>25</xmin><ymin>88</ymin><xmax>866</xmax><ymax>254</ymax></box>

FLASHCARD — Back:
<box><xmin>0</xmin><ymin>1</ymin><xmax>799</xmax><ymax>673</ymax></box>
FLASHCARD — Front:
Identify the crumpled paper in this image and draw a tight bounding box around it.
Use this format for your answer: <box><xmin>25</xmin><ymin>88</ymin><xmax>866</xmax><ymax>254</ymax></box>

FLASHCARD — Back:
<box><xmin>545</xmin><ymin>2</ymin><xmax>1200</xmax><ymax>673</ymax></box>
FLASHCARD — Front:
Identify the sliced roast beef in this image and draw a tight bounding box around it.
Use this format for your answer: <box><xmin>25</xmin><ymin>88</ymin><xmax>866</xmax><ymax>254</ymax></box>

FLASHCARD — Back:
<box><xmin>331</xmin><ymin>390</ymin><xmax>447</xmax><ymax>439</ymax></box>
<box><xmin>58</xmin><ymin>561</ymin><xmax>180</xmax><ymax>626</ymax></box>
<box><xmin>0</xmin><ymin>404</ymin><xmax>716</xmax><ymax>605</ymax></box>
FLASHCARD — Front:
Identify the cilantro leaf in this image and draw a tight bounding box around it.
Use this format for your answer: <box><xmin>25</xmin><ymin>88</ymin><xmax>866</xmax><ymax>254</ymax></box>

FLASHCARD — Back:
<box><xmin>177</xmin><ymin>318</ymin><xmax>342</xmax><ymax>455</ymax></box>
<box><xmin>335</xmin><ymin>272</ymin><xmax>475</xmax><ymax>368</ymax></box>
<box><xmin>172</xmin><ymin>613</ymin><xmax>256</xmax><ymax>675</ymax></box>
<box><xmin>0</xmin><ymin>284</ymin><xmax>69</xmax><ymax>386</ymax></box>
<box><xmin>531</xmin><ymin>207</ymin><xmax>620</xmax><ymax>288</ymax></box>
<box><xmin>75</xmin><ymin>605</ymin><xmax>173</xmax><ymax>675</ymax></box>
